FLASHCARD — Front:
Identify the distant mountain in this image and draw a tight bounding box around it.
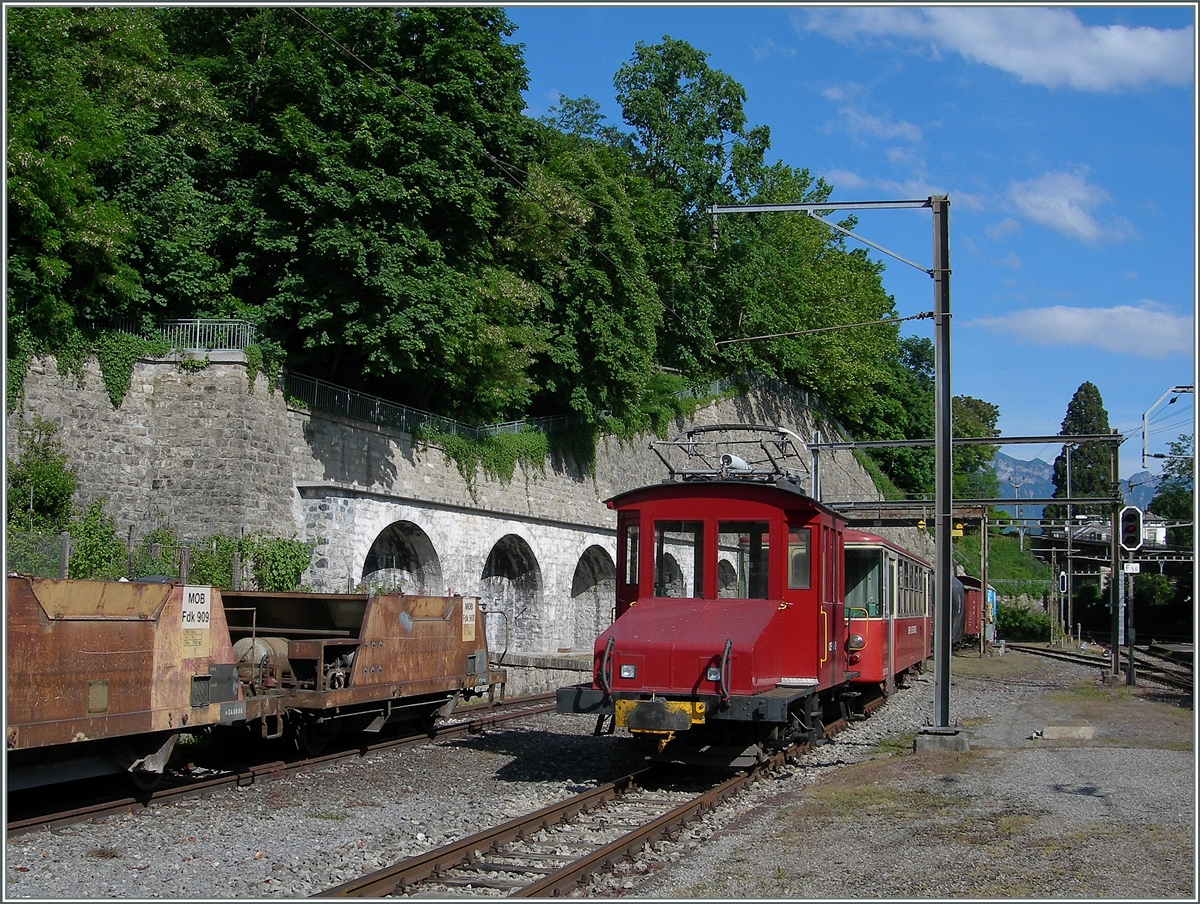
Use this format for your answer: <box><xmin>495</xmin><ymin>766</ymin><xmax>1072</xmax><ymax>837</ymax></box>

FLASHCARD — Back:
<box><xmin>992</xmin><ymin>452</ymin><xmax>1054</xmax><ymax>520</ymax></box>
<box><xmin>989</xmin><ymin>452</ymin><xmax>1161</xmax><ymax>517</ymax></box>
<box><xmin>1121</xmin><ymin>471</ymin><xmax>1160</xmax><ymax>510</ymax></box>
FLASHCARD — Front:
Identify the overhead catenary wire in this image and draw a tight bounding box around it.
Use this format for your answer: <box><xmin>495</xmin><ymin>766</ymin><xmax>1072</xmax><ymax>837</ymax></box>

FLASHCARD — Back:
<box><xmin>714</xmin><ymin>311</ymin><xmax>933</xmax><ymax>347</ymax></box>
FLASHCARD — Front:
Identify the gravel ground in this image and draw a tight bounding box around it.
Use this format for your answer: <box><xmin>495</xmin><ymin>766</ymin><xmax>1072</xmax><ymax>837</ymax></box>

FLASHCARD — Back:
<box><xmin>4</xmin><ymin>650</ymin><xmax>1194</xmax><ymax>900</ymax></box>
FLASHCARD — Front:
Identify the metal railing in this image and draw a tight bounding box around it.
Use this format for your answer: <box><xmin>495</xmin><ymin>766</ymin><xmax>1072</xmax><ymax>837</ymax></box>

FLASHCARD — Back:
<box><xmin>157</xmin><ymin>319</ymin><xmax>256</xmax><ymax>352</ymax></box>
<box><xmin>284</xmin><ymin>369</ymin><xmax>848</xmax><ymax>445</ymax></box>
<box><xmin>283</xmin><ymin>372</ymin><xmax>582</xmax><ymax>439</ymax></box>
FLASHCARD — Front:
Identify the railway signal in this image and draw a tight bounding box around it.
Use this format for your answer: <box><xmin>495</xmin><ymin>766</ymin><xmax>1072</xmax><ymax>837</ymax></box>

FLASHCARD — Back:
<box><xmin>1119</xmin><ymin>505</ymin><xmax>1144</xmax><ymax>552</ymax></box>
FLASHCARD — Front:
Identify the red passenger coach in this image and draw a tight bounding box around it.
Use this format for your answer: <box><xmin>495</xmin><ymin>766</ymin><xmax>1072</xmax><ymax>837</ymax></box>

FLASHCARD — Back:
<box><xmin>844</xmin><ymin>529</ymin><xmax>932</xmax><ymax>694</ymax></box>
<box><xmin>557</xmin><ymin>425</ymin><xmax>861</xmax><ymax>767</ymax></box>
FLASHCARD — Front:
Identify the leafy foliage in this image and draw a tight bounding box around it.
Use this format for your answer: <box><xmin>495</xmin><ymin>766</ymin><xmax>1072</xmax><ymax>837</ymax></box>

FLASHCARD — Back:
<box><xmin>242</xmin><ymin>534</ymin><xmax>313</xmax><ymax>592</ymax></box>
<box><xmin>420</xmin><ymin>426</ymin><xmax>549</xmax><ymax>499</ymax></box>
<box><xmin>6</xmin><ymin>9</ymin><xmax>1005</xmax><ymax>497</ymax></box>
<box><xmin>67</xmin><ymin>498</ymin><xmax>127</xmax><ymax>580</ymax></box>
<box><xmin>995</xmin><ymin>602</ymin><xmax>1051</xmax><ymax>641</ymax></box>
<box><xmin>1149</xmin><ymin>434</ymin><xmax>1193</xmax><ymax>547</ymax></box>
<box><xmin>6</xmin><ymin>416</ymin><xmax>76</xmax><ymax>532</ymax></box>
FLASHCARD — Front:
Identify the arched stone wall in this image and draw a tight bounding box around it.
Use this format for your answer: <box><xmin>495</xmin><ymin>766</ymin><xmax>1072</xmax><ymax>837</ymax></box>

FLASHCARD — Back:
<box><xmin>361</xmin><ymin>520</ymin><xmax>442</xmax><ymax>595</ymax></box>
<box><xmin>480</xmin><ymin>534</ymin><xmax>544</xmax><ymax>655</ymax></box>
<box><xmin>569</xmin><ymin>545</ymin><xmax>616</xmax><ymax>654</ymax></box>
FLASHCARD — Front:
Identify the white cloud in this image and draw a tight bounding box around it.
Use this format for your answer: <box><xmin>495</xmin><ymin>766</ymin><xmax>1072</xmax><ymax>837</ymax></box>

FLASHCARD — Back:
<box><xmin>986</xmin><ymin>217</ymin><xmax>1022</xmax><ymax>240</ymax></box>
<box><xmin>999</xmin><ymin>251</ymin><xmax>1022</xmax><ymax>270</ymax></box>
<box><xmin>971</xmin><ymin>303</ymin><xmax>1193</xmax><ymax>359</ymax></box>
<box><xmin>825</xmin><ymin>105</ymin><xmax>922</xmax><ymax>142</ymax></box>
<box><xmin>751</xmin><ymin>38</ymin><xmax>797</xmax><ymax>61</ymax></box>
<box><xmin>1008</xmin><ymin>171</ymin><xmax>1137</xmax><ymax>244</ymax></box>
<box><xmin>821</xmin><ymin>168</ymin><xmax>870</xmax><ymax>191</ymax></box>
<box><xmin>800</xmin><ymin>8</ymin><xmax>1193</xmax><ymax>91</ymax></box>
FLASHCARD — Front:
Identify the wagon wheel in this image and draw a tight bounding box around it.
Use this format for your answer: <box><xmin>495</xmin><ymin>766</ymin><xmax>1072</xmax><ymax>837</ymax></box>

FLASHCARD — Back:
<box><xmin>293</xmin><ymin>718</ymin><xmax>328</xmax><ymax>757</ymax></box>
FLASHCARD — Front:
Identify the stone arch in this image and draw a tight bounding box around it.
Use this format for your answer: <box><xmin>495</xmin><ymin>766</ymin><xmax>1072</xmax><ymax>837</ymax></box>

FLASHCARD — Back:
<box><xmin>480</xmin><ymin>534</ymin><xmax>543</xmax><ymax>655</ymax></box>
<box><xmin>361</xmin><ymin>520</ymin><xmax>443</xmax><ymax>595</ymax></box>
<box><xmin>656</xmin><ymin>553</ymin><xmax>685</xmax><ymax>597</ymax></box>
<box><xmin>717</xmin><ymin>559</ymin><xmax>738</xmax><ymax>598</ymax></box>
<box><xmin>570</xmin><ymin>545</ymin><xmax>616</xmax><ymax>653</ymax></box>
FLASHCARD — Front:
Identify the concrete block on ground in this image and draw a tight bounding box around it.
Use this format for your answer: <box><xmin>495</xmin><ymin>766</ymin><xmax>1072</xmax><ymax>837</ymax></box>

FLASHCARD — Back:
<box><xmin>1041</xmin><ymin>722</ymin><xmax>1096</xmax><ymax>740</ymax></box>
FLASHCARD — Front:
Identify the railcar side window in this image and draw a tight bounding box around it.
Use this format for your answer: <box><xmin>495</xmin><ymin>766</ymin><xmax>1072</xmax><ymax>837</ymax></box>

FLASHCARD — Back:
<box><xmin>653</xmin><ymin>521</ymin><xmax>703</xmax><ymax>597</ymax></box>
<box><xmin>623</xmin><ymin>523</ymin><xmax>639</xmax><ymax>586</ymax></box>
<box><xmin>787</xmin><ymin>527</ymin><xmax>811</xmax><ymax>590</ymax></box>
<box><xmin>845</xmin><ymin>548</ymin><xmax>882</xmax><ymax>618</ymax></box>
<box><xmin>717</xmin><ymin>521</ymin><xmax>770</xmax><ymax>599</ymax></box>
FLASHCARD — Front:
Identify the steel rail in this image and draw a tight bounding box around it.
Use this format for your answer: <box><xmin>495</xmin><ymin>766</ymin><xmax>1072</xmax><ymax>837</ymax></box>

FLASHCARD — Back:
<box><xmin>316</xmin><ymin>693</ymin><xmax>887</xmax><ymax>898</ymax></box>
<box><xmin>1005</xmin><ymin>644</ymin><xmax>1193</xmax><ymax>692</ymax></box>
<box><xmin>6</xmin><ymin>694</ymin><xmax>557</xmax><ymax>838</ymax></box>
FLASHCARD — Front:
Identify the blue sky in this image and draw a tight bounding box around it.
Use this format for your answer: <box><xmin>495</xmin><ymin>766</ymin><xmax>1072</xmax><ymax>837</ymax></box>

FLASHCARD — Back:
<box><xmin>503</xmin><ymin>4</ymin><xmax>1196</xmax><ymax>480</ymax></box>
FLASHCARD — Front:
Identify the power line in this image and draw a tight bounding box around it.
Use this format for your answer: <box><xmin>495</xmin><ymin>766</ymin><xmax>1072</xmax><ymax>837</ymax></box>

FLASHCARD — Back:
<box><xmin>714</xmin><ymin>311</ymin><xmax>933</xmax><ymax>346</ymax></box>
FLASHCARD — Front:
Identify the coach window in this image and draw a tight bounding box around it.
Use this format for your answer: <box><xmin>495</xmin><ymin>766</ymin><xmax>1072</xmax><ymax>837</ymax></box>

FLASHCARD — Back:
<box><xmin>845</xmin><ymin>547</ymin><xmax>882</xmax><ymax>618</ymax></box>
<box><xmin>718</xmin><ymin>521</ymin><xmax>770</xmax><ymax>599</ymax></box>
<box><xmin>654</xmin><ymin>521</ymin><xmax>703</xmax><ymax>597</ymax></box>
<box><xmin>787</xmin><ymin>527</ymin><xmax>811</xmax><ymax>590</ymax></box>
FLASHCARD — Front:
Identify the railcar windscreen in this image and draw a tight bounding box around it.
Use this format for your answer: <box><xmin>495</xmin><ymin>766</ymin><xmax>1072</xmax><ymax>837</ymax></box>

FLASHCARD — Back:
<box><xmin>653</xmin><ymin>521</ymin><xmax>703</xmax><ymax>597</ymax></box>
<box><xmin>717</xmin><ymin>521</ymin><xmax>770</xmax><ymax>599</ymax></box>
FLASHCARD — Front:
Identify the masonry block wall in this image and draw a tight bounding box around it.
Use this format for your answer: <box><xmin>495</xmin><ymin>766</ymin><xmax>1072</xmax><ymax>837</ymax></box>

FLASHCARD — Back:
<box><xmin>6</xmin><ymin>353</ymin><xmax>294</xmax><ymax>541</ymax></box>
<box><xmin>9</xmin><ymin>354</ymin><xmax>931</xmax><ymax>661</ymax></box>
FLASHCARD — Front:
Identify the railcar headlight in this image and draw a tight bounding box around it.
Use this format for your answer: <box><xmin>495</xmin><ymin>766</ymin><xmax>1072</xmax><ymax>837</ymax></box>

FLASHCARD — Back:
<box><xmin>706</xmin><ymin>666</ymin><xmax>722</xmax><ymax>682</ymax></box>
<box><xmin>847</xmin><ymin>634</ymin><xmax>866</xmax><ymax>651</ymax></box>
<box><xmin>619</xmin><ymin>663</ymin><xmax>637</xmax><ymax>679</ymax></box>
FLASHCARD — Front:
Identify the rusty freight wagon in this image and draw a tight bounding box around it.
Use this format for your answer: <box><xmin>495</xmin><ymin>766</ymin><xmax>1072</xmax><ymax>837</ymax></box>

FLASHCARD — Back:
<box><xmin>5</xmin><ymin>575</ymin><xmax>505</xmax><ymax>790</ymax></box>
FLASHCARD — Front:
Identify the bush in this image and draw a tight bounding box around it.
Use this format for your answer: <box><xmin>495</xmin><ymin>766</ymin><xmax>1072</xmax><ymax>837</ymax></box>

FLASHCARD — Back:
<box><xmin>996</xmin><ymin>602</ymin><xmax>1050</xmax><ymax>641</ymax></box>
<box><xmin>189</xmin><ymin>534</ymin><xmax>239</xmax><ymax>588</ymax></box>
<box><xmin>67</xmin><ymin>499</ymin><xmax>127</xmax><ymax>580</ymax></box>
<box><xmin>242</xmin><ymin>535</ymin><xmax>312</xmax><ymax>592</ymax></box>
<box><xmin>6</xmin><ymin>417</ymin><xmax>76</xmax><ymax>532</ymax></box>
<box><xmin>5</xmin><ymin>530</ymin><xmax>65</xmax><ymax>577</ymax></box>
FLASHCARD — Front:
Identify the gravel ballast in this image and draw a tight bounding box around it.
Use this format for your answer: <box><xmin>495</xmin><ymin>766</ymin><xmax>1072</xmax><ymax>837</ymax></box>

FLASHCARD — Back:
<box><xmin>4</xmin><ymin>650</ymin><xmax>1194</xmax><ymax>899</ymax></box>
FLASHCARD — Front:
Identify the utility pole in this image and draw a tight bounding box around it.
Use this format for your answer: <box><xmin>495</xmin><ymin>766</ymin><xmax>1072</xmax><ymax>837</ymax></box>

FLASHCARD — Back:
<box><xmin>1009</xmin><ymin>478</ymin><xmax>1025</xmax><ymax>551</ymax></box>
<box><xmin>706</xmin><ymin>194</ymin><xmax>958</xmax><ymax>741</ymax></box>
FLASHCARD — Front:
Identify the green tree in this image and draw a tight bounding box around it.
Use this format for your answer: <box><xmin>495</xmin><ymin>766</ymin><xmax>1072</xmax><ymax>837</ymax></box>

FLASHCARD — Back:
<box><xmin>502</xmin><ymin>123</ymin><xmax>663</xmax><ymax>431</ymax></box>
<box><xmin>1045</xmin><ymin>381</ymin><xmax>1115</xmax><ymax>523</ymax></box>
<box><xmin>161</xmin><ymin>6</ymin><xmax>537</xmax><ymax>421</ymax></box>
<box><xmin>6</xmin><ymin>417</ymin><xmax>76</xmax><ymax>532</ymax></box>
<box><xmin>67</xmin><ymin>498</ymin><xmax>127</xmax><ymax>580</ymax></box>
<box><xmin>6</xmin><ymin>7</ymin><xmax>227</xmax><ymax>356</ymax></box>
<box><xmin>953</xmin><ymin>395</ymin><xmax>1001</xmax><ymax>500</ymax></box>
<box><xmin>1148</xmin><ymin>433</ymin><xmax>1193</xmax><ymax>547</ymax></box>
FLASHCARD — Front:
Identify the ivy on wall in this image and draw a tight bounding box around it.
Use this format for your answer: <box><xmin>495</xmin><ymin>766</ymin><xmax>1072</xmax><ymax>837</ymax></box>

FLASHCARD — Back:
<box><xmin>418</xmin><ymin>426</ymin><xmax>550</xmax><ymax>500</ymax></box>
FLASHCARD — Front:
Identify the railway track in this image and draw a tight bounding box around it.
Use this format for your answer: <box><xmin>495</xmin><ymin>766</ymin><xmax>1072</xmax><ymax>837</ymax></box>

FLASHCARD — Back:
<box><xmin>1005</xmin><ymin>642</ymin><xmax>1193</xmax><ymax>693</ymax></box>
<box><xmin>6</xmin><ymin>693</ymin><xmax>557</xmax><ymax>838</ymax></box>
<box><xmin>314</xmin><ymin>693</ymin><xmax>886</xmax><ymax>898</ymax></box>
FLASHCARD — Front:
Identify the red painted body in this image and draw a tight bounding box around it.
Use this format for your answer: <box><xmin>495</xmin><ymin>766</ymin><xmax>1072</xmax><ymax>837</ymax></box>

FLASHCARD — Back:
<box><xmin>959</xmin><ymin>576</ymin><xmax>984</xmax><ymax>638</ymax></box>
<box><xmin>601</xmin><ymin>481</ymin><xmax>847</xmax><ymax>699</ymax></box>
<box><xmin>843</xmin><ymin>529</ymin><xmax>932</xmax><ymax>688</ymax></box>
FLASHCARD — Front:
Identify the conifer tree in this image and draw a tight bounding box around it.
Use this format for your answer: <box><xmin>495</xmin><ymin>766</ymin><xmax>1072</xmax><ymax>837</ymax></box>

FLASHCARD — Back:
<box><xmin>1044</xmin><ymin>381</ymin><xmax>1116</xmax><ymax>523</ymax></box>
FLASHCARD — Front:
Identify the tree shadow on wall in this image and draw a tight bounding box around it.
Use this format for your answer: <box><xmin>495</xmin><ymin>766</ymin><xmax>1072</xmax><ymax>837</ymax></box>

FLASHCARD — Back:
<box><xmin>300</xmin><ymin>415</ymin><xmax>402</xmax><ymax>487</ymax></box>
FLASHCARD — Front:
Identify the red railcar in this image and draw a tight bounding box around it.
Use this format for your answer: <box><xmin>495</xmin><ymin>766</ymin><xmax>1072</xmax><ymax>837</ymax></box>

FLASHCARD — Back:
<box><xmin>844</xmin><ymin>529</ymin><xmax>933</xmax><ymax>693</ymax></box>
<box><xmin>557</xmin><ymin>426</ymin><xmax>859</xmax><ymax>767</ymax></box>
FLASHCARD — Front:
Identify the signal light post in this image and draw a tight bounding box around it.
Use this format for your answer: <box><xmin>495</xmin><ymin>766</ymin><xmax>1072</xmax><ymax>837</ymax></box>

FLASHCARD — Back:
<box><xmin>1119</xmin><ymin>506</ymin><xmax>1143</xmax><ymax>685</ymax></box>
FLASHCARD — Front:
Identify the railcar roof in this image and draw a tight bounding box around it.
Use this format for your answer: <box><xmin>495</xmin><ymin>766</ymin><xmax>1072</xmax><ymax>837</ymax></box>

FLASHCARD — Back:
<box><xmin>606</xmin><ymin>477</ymin><xmax>845</xmax><ymax>521</ymax></box>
